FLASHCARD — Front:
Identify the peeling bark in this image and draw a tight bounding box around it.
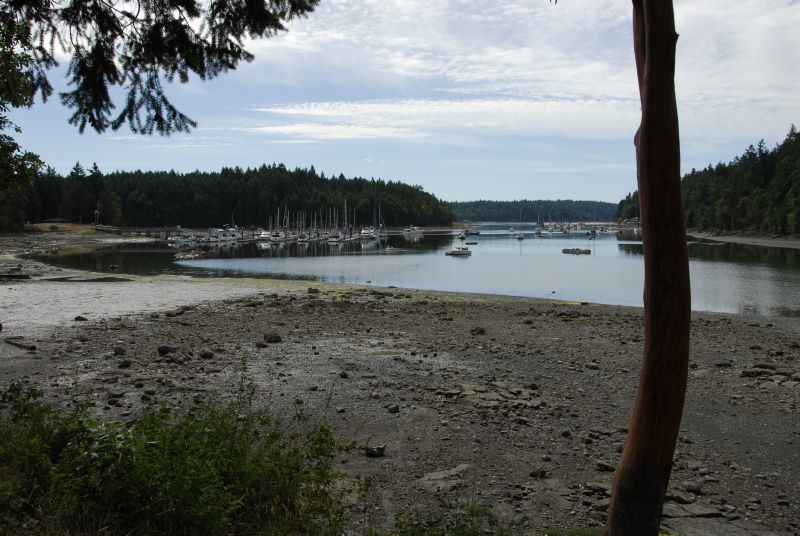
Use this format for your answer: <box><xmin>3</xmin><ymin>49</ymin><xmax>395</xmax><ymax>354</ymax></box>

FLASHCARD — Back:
<box><xmin>605</xmin><ymin>1</ymin><xmax>690</xmax><ymax>534</ymax></box>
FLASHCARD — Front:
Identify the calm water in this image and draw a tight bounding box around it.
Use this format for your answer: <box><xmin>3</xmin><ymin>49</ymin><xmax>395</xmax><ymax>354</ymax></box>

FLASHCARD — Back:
<box><xmin>36</xmin><ymin>224</ymin><xmax>800</xmax><ymax>317</ymax></box>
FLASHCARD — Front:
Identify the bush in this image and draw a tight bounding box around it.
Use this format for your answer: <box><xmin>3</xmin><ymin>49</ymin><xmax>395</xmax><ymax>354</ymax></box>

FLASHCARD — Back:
<box><xmin>0</xmin><ymin>381</ymin><xmax>342</xmax><ymax>535</ymax></box>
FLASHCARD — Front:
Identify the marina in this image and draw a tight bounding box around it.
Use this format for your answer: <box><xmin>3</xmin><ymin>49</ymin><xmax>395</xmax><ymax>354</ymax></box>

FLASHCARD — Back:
<box><xmin>37</xmin><ymin>223</ymin><xmax>800</xmax><ymax>317</ymax></box>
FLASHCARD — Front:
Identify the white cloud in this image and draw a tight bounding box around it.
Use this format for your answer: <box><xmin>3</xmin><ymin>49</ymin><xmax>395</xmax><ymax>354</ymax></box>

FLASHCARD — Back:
<box><xmin>250</xmin><ymin>97</ymin><xmax>639</xmax><ymax>143</ymax></box>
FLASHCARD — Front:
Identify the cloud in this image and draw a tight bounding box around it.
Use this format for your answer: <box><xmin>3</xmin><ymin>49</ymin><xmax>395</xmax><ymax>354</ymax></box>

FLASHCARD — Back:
<box><xmin>247</xmin><ymin>122</ymin><xmax>425</xmax><ymax>141</ymax></box>
<box><xmin>250</xmin><ymin>97</ymin><xmax>639</xmax><ymax>143</ymax></box>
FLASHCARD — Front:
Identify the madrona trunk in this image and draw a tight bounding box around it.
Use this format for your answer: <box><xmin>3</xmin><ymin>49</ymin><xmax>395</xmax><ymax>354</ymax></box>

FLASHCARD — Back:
<box><xmin>605</xmin><ymin>0</ymin><xmax>690</xmax><ymax>534</ymax></box>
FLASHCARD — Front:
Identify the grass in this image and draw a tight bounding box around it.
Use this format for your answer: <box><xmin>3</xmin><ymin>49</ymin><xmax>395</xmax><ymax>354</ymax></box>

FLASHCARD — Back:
<box><xmin>0</xmin><ymin>380</ymin><xmax>343</xmax><ymax>535</ymax></box>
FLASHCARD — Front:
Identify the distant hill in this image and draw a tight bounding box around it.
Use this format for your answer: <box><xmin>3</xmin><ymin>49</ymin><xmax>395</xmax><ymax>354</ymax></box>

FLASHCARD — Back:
<box><xmin>448</xmin><ymin>199</ymin><xmax>617</xmax><ymax>222</ymax></box>
<box><xmin>615</xmin><ymin>125</ymin><xmax>800</xmax><ymax>233</ymax></box>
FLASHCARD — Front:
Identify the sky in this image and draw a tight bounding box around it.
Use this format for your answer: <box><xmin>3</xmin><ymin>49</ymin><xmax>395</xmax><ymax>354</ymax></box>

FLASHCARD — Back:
<box><xmin>9</xmin><ymin>0</ymin><xmax>800</xmax><ymax>203</ymax></box>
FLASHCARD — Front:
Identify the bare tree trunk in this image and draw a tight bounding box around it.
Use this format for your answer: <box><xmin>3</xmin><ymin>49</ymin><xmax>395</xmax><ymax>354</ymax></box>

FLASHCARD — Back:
<box><xmin>605</xmin><ymin>0</ymin><xmax>690</xmax><ymax>534</ymax></box>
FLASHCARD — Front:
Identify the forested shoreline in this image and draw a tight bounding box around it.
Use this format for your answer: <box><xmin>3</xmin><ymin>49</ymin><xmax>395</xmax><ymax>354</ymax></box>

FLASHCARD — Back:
<box><xmin>449</xmin><ymin>199</ymin><xmax>617</xmax><ymax>222</ymax></box>
<box><xmin>1</xmin><ymin>164</ymin><xmax>454</xmax><ymax>231</ymax></box>
<box><xmin>616</xmin><ymin>126</ymin><xmax>800</xmax><ymax>233</ymax></box>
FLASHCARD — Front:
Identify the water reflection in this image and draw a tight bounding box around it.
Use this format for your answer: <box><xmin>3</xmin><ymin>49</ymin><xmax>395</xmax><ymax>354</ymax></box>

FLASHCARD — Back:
<box><xmin>33</xmin><ymin>230</ymin><xmax>800</xmax><ymax>317</ymax></box>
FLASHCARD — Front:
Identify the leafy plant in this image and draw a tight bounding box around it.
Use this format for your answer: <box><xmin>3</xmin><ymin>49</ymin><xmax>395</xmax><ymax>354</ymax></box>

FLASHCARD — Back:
<box><xmin>0</xmin><ymin>380</ymin><xmax>343</xmax><ymax>535</ymax></box>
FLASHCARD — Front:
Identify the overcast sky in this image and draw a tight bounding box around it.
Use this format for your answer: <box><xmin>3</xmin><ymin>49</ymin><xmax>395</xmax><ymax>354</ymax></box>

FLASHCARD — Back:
<box><xmin>10</xmin><ymin>0</ymin><xmax>800</xmax><ymax>203</ymax></box>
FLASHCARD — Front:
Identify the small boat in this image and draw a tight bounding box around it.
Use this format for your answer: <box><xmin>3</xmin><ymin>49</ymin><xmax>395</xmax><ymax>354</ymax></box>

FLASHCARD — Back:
<box><xmin>445</xmin><ymin>246</ymin><xmax>472</xmax><ymax>257</ymax></box>
<box><xmin>465</xmin><ymin>229</ymin><xmax>480</xmax><ymax>236</ymax></box>
<box><xmin>562</xmin><ymin>248</ymin><xmax>591</xmax><ymax>255</ymax></box>
<box><xmin>465</xmin><ymin>241</ymin><xmax>478</xmax><ymax>245</ymax></box>
<box><xmin>516</xmin><ymin>232</ymin><xmax>524</xmax><ymax>240</ymax></box>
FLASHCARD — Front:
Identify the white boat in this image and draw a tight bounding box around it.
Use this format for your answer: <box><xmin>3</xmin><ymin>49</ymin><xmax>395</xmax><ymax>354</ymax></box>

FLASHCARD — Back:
<box><xmin>445</xmin><ymin>246</ymin><xmax>472</xmax><ymax>257</ymax></box>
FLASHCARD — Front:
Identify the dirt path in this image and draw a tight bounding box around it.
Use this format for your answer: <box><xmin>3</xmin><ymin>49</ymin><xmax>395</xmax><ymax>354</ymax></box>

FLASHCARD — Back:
<box><xmin>1</xmin><ymin>230</ymin><xmax>799</xmax><ymax>535</ymax></box>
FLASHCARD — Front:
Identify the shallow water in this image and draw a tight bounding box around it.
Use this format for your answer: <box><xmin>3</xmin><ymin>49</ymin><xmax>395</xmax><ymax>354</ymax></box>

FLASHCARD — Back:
<box><xmin>35</xmin><ymin>224</ymin><xmax>800</xmax><ymax>317</ymax></box>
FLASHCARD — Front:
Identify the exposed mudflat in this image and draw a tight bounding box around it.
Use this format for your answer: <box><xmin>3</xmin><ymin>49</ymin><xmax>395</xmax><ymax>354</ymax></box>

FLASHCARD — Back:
<box><xmin>1</xmin><ymin>230</ymin><xmax>799</xmax><ymax>535</ymax></box>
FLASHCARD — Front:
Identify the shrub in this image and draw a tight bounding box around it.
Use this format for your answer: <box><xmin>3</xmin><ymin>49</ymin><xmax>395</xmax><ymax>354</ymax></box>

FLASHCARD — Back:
<box><xmin>0</xmin><ymin>381</ymin><xmax>342</xmax><ymax>535</ymax></box>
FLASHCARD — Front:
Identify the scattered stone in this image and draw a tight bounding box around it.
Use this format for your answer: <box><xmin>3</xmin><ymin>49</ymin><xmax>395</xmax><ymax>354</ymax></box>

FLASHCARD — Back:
<box><xmin>363</xmin><ymin>444</ymin><xmax>386</xmax><ymax>458</ymax></box>
<box><xmin>417</xmin><ymin>464</ymin><xmax>470</xmax><ymax>492</ymax></box>
<box><xmin>683</xmin><ymin>481</ymin><xmax>704</xmax><ymax>495</ymax></box>
<box><xmin>595</xmin><ymin>460</ymin><xmax>615</xmax><ymax>472</ymax></box>
<box><xmin>264</xmin><ymin>333</ymin><xmax>282</xmax><ymax>343</ymax></box>
<box><xmin>157</xmin><ymin>344</ymin><xmax>176</xmax><ymax>355</ymax></box>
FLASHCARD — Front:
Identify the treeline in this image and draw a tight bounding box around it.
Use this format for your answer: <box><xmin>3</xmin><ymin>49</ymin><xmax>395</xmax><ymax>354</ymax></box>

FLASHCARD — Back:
<box><xmin>616</xmin><ymin>125</ymin><xmax>800</xmax><ymax>233</ymax></box>
<box><xmin>449</xmin><ymin>199</ymin><xmax>617</xmax><ymax>222</ymax></box>
<box><xmin>3</xmin><ymin>163</ymin><xmax>454</xmax><ymax>231</ymax></box>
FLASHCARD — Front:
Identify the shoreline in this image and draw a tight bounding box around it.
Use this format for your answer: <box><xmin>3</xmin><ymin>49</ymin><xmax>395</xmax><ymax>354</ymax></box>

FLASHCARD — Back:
<box><xmin>687</xmin><ymin>230</ymin><xmax>800</xmax><ymax>250</ymax></box>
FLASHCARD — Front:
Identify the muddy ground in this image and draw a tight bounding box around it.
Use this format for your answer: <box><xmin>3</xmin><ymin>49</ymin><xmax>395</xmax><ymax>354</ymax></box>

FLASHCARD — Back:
<box><xmin>1</xmin><ymin>229</ymin><xmax>799</xmax><ymax>535</ymax></box>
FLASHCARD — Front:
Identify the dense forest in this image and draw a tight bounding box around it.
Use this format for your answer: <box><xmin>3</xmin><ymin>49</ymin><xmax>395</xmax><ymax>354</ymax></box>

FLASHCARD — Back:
<box><xmin>1</xmin><ymin>163</ymin><xmax>454</xmax><ymax>231</ymax></box>
<box><xmin>616</xmin><ymin>126</ymin><xmax>800</xmax><ymax>233</ymax></box>
<box><xmin>449</xmin><ymin>200</ymin><xmax>617</xmax><ymax>222</ymax></box>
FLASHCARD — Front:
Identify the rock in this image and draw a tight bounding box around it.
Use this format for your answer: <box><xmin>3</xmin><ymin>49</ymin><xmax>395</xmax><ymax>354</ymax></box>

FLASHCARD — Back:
<box><xmin>668</xmin><ymin>491</ymin><xmax>696</xmax><ymax>504</ymax></box>
<box><xmin>560</xmin><ymin>429</ymin><xmax>572</xmax><ymax>438</ymax></box>
<box><xmin>335</xmin><ymin>407</ymin><xmax>346</xmax><ymax>414</ymax></box>
<box><xmin>74</xmin><ymin>315</ymin><xmax>88</xmax><ymax>321</ymax></box>
<box><xmin>683</xmin><ymin>481</ymin><xmax>704</xmax><ymax>495</ymax></box>
<box><xmin>108</xmin><ymin>390</ymin><xmax>125</xmax><ymax>399</ymax></box>
<box><xmin>199</xmin><ymin>349</ymin><xmax>214</xmax><ymax>359</ymax></box>
<box><xmin>683</xmin><ymin>503</ymin><xmax>722</xmax><ymax>518</ymax></box>
<box><xmin>529</xmin><ymin>468</ymin><xmax>548</xmax><ymax>478</ymax></box>
<box><xmin>387</xmin><ymin>404</ymin><xmax>400</xmax><ymax>414</ymax></box>
<box><xmin>595</xmin><ymin>460</ymin><xmax>615</xmax><ymax>472</ymax></box>
<box><xmin>417</xmin><ymin>463</ymin><xmax>470</xmax><ymax>492</ymax></box>
<box><xmin>588</xmin><ymin>511</ymin><xmax>605</xmax><ymax>522</ymax></box>
<box><xmin>118</xmin><ymin>359</ymin><xmax>132</xmax><ymax>369</ymax></box>
<box><xmin>470</xmin><ymin>327</ymin><xmax>486</xmax><ymax>336</ymax></box>
<box><xmin>157</xmin><ymin>344</ymin><xmax>176</xmax><ymax>355</ymax></box>
<box><xmin>586</xmin><ymin>362</ymin><xmax>600</xmax><ymax>370</ymax></box>
<box><xmin>363</xmin><ymin>444</ymin><xmax>386</xmax><ymax>458</ymax></box>
<box><xmin>264</xmin><ymin>333</ymin><xmax>282</xmax><ymax>343</ymax></box>
<box><xmin>113</xmin><ymin>346</ymin><xmax>126</xmax><ymax>356</ymax></box>
<box><xmin>585</xmin><ymin>481</ymin><xmax>611</xmax><ymax>495</ymax></box>
<box><xmin>339</xmin><ymin>371</ymin><xmax>349</xmax><ymax>379</ymax></box>
<box><xmin>307</xmin><ymin>287</ymin><xmax>320</xmax><ymax>294</ymax></box>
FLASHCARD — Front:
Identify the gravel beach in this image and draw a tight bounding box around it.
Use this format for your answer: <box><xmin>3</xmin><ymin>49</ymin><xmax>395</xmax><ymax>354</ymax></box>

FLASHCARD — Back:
<box><xmin>1</xmin><ymin>229</ymin><xmax>798</xmax><ymax>535</ymax></box>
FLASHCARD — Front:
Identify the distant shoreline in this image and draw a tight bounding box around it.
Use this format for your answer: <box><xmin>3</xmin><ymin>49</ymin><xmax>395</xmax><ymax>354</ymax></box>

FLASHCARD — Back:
<box><xmin>688</xmin><ymin>230</ymin><xmax>800</xmax><ymax>250</ymax></box>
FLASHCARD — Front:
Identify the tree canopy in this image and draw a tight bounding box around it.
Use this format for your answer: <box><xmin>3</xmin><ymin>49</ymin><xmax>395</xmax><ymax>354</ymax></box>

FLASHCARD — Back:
<box><xmin>616</xmin><ymin>125</ymin><xmax>800</xmax><ymax>234</ymax></box>
<box><xmin>0</xmin><ymin>0</ymin><xmax>318</xmax><ymax>194</ymax></box>
<box><xmin>13</xmin><ymin>162</ymin><xmax>454</xmax><ymax>231</ymax></box>
<box><xmin>3</xmin><ymin>0</ymin><xmax>318</xmax><ymax>135</ymax></box>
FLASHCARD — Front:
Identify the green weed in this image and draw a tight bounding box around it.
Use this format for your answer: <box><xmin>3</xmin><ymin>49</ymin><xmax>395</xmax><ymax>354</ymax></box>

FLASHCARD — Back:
<box><xmin>0</xmin><ymin>380</ymin><xmax>342</xmax><ymax>535</ymax></box>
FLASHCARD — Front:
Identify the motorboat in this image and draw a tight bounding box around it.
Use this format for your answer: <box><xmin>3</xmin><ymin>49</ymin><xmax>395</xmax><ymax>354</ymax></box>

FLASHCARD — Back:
<box><xmin>445</xmin><ymin>246</ymin><xmax>472</xmax><ymax>257</ymax></box>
